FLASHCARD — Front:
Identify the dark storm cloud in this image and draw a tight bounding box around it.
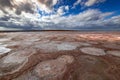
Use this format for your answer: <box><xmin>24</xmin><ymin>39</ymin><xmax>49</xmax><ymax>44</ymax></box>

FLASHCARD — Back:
<box><xmin>0</xmin><ymin>0</ymin><xmax>35</xmax><ymax>15</ymax></box>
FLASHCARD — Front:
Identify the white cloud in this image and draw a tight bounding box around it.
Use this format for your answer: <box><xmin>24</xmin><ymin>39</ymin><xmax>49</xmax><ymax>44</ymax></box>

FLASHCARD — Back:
<box><xmin>0</xmin><ymin>0</ymin><xmax>119</xmax><ymax>30</ymax></box>
<box><xmin>1</xmin><ymin>8</ymin><xmax>117</xmax><ymax>30</ymax></box>
<box><xmin>0</xmin><ymin>0</ymin><xmax>36</xmax><ymax>15</ymax></box>
<box><xmin>0</xmin><ymin>10</ymin><xmax>4</xmax><ymax>17</ymax></box>
<box><xmin>65</xmin><ymin>6</ymin><xmax>69</xmax><ymax>11</ymax></box>
<box><xmin>57</xmin><ymin>6</ymin><xmax>65</xmax><ymax>15</ymax></box>
<box><xmin>37</xmin><ymin>0</ymin><xmax>58</xmax><ymax>13</ymax></box>
<box><xmin>73</xmin><ymin>0</ymin><xmax>81</xmax><ymax>8</ymax></box>
<box><xmin>72</xmin><ymin>0</ymin><xmax>106</xmax><ymax>8</ymax></box>
<box><xmin>0</xmin><ymin>0</ymin><xmax>58</xmax><ymax>15</ymax></box>
<box><xmin>57</xmin><ymin>6</ymin><xmax>69</xmax><ymax>15</ymax></box>
<box><xmin>85</xmin><ymin>0</ymin><xmax>106</xmax><ymax>6</ymax></box>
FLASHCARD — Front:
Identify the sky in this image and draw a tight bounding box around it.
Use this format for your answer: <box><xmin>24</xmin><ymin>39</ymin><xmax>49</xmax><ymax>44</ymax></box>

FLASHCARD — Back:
<box><xmin>0</xmin><ymin>0</ymin><xmax>120</xmax><ymax>30</ymax></box>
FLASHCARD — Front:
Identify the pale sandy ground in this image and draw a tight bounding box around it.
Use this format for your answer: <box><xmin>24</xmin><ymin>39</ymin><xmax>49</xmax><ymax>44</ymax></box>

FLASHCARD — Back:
<box><xmin>0</xmin><ymin>31</ymin><xmax>120</xmax><ymax>80</ymax></box>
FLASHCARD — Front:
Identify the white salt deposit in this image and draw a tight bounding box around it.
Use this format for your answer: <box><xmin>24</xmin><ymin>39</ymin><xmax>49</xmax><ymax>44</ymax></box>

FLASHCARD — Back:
<box><xmin>0</xmin><ymin>46</ymin><xmax>11</xmax><ymax>55</ymax></box>
<box><xmin>107</xmin><ymin>50</ymin><xmax>120</xmax><ymax>57</ymax></box>
<box><xmin>35</xmin><ymin>42</ymin><xmax>58</xmax><ymax>52</ymax></box>
<box><xmin>80</xmin><ymin>47</ymin><xmax>106</xmax><ymax>56</ymax></box>
<box><xmin>24</xmin><ymin>38</ymin><xmax>40</xmax><ymax>42</ymax></box>
<box><xmin>35</xmin><ymin>41</ymin><xmax>79</xmax><ymax>52</ymax></box>
<box><xmin>0</xmin><ymin>38</ymin><xmax>10</xmax><ymax>42</ymax></box>
<box><xmin>58</xmin><ymin>55</ymin><xmax>74</xmax><ymax>64</ymax></box>
<box><xmin>34</xmin><ymin>55</ymin><xmax>74</xmax><ymax>79</ymax></box>
<box><xmin>57</xmin><ymin>42</ymin><xmax>77</xmax><ymax>51</ymax></box>
<box><xmin>0</xmin><ymin>38</ymin><xmax>11</xmax><ymax>50</ymax></box>
<box><xmin>3</xmin><ymin>52</ymin><xmax>26</xmax><ymax>64</ymax></box>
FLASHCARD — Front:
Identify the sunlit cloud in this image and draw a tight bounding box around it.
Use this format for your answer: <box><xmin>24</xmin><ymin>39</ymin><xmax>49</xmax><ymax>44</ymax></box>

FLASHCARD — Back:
<box><xmin>85</xmin><ymin>0</ymin><xmax>106</xmax><ymax>6</ymax></box>
<box><xmin>0</xmin><ymin>0</ymin><xmax>120</xmax><ymax>30</ymax></box>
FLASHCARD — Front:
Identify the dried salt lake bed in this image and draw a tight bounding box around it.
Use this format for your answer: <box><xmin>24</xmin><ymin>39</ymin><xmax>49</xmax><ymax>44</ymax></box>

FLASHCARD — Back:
<box><xmin>0</xmin><ymin>31</ymin><xmax>120</xmax><ymax>80</ymax></box>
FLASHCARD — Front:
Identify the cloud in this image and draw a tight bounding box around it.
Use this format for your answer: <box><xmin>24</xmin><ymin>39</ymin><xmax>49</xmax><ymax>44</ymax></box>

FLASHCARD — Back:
<box><xmin>73</xmin><ymin>0</ymin><xmax>81</xmax><ymax>8</ymax></box>
<box><xmin>37</xmin><ymin>0</ymin><xmax>58</xmax><ymax>13</ymax></box>
<box><xmin>65</xmin><ymin>6</ymin><xmax>69</xmax><ymax>11</ymax></box>
<box><xmin>38</xmin><ymin>0</ymin><xmax>58</xmax><ymax>7</ymax></box>
<box><xmin>0</xmin><ymin>0</ymin><xmax>119</xmax><ymax>30</ymax></box>
<box><xmin>0</xmin><ymin>0</ymin><xmax>59</xmax><ymax>14</ymax></box>
<box><xmin>0</xmin><ymin>0</ymin><xmax>36</xmax><ymax>15</ymax></box>
<box><xmin>57</xmin><ymin>6</ymin><xmax>69</xmax><ymax>15</ymax></box>
<box><xmin>72</xmin><ymin>0</ymin><xmax>106</xmax><ymax>8</ymax></box>
<box><xmin>1</xmin><ymin>8</ymin><xmax>118</xmax><ymax>30</ymax></box>
<box><xmin>43</xmin><ymin>9</ymin><xmax>118</xmax><ymax>30</ymax></box>
<box><xmin>103</xmin><ymin>15</ymin><xmax>120</xmax><ymax>27</ymax></box>
<box><xmin>85</xmin><ymin>0</ymin><xmax>106</xmax><ymax>6</ymax></box>
<box><xmin>50</xmin><ymin>9</ymin><xmax>113</xmax><ymax>28</ymax></box>
<box><xmin>0</xmin><ymin>10</ymin><xmax>4</xmax><ymax>17</ymax></box>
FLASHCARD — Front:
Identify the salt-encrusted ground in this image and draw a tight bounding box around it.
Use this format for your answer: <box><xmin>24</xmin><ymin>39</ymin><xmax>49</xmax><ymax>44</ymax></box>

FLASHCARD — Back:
<box><xmin>0</xmin><ymin>31</ymin><xmax>120</xmax><ymax>80</ymax></box>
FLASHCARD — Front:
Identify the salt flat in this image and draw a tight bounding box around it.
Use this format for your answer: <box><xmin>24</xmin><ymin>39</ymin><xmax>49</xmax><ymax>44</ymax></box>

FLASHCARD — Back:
<box><xmin>0</xmin><ymin>31</ymin><xmax>120</xmax><ymax>80</ymax></box>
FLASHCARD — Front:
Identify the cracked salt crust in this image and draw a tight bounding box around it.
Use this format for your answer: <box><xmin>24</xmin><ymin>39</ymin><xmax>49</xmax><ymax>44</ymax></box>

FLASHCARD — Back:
<box><xmin>0</xmin><ymin>38</ymin><xmax>11</xmax><ymax>42</ymax></box>
<box><xmin>57</xmin><ymin>42</ymin><xmax>78</xmax><ymax>51</ymax></box>
<box><xmin>107</xmin><ymin>50</ymin><xmax>120</xmax><ymax>57</ymax></box>
<box><xmin>35</xmin><ymin>42</ymin><xmax>58</xmax><ymax>52</ymax></box>
<box><xmin>3</xmin><ymin>52</ymin><xmax>26</xmax><ymax>64</ymax></box>
<box><xmin>35</xmin><ymin>40</ymin><xmax>81</xmax><ymax>53</ymax></box>
<box><xmin>80</xmin><ymin>47</ymin><xmax>106</xmax><ymax>56</ymax></box>
<box><xmin>35</xmin><ymin>41</ymin><xmax>79</xmax><ymax>52</ymax></box>
<box><xmin>24</xmin><ymin>38</ymin><xmax>40</xmax><ymax>42</ymax></box>
<box><xmin>34</xmin><ymin>55</ymin><xmax>74</xmax><ymax>79</ymax></box>
<box><xmin>0</xmin><ymin>39</ymin><xmax>11</xmax><ymax>56</ymax></box>
<box><xmin>0</xmin><ymin>44</ymin><xmax>11</xmax><ymax>55</ymax></box>
<box><xmin>3</xmin><ymin>55</ymin><xmax>26</xmax><ymax>64</ymax></box>
<box><xmin>13</xmin><ymin>71</ymin><xmax>39</xmax><ymax>80</ymax></box>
